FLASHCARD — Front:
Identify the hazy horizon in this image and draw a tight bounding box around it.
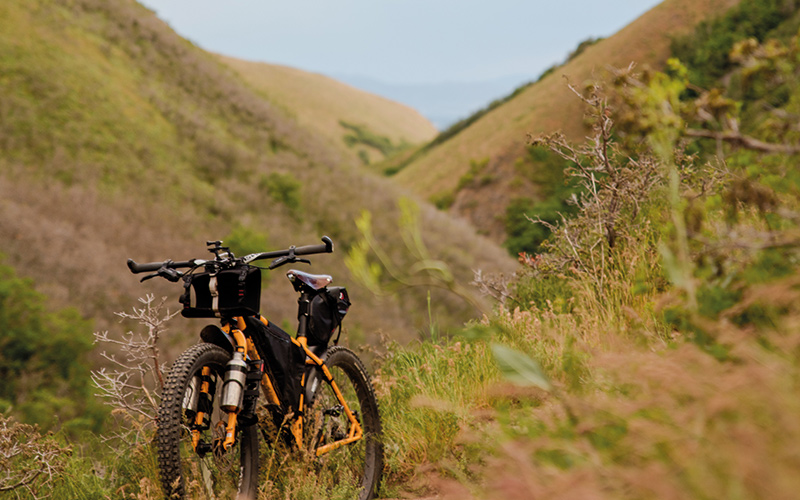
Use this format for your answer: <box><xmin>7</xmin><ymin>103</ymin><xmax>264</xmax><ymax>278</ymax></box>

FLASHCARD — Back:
<box><xmin>138</xmin><ymin>0</ymin><xmax>661</xmax><ymax>85</ymax></box>
<box><xmin>137</xmin><ymin>0</ymin><xmax>663</xmax><ymax>127</ymax></box>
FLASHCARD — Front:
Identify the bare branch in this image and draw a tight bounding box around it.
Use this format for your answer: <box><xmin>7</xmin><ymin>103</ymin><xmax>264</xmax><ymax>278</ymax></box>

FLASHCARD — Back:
<box><xmin>0</xmin><ymin>416</ymin><xmax>70</xmax><ymax>498</ymax></box>
<box><xmin>91</xmin><ymin>294</ymin><xmax>177</xmax><ymax>445</ymax></box>
<box><xmin>471</xmin><ymin>270</ymin><xmax>515</xmax><ymax>307</ymax></box>
<box><xmin>685</xmin><ymin>128</ymin><xmax>800</xmax><ymax>154</ymax></box>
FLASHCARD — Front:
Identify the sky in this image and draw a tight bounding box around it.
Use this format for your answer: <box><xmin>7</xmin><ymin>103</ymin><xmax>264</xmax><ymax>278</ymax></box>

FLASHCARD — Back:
<box><xmin>137</xmin><ymin>0</ymin><xmax>663</xmax><ymax>86</ymax></box>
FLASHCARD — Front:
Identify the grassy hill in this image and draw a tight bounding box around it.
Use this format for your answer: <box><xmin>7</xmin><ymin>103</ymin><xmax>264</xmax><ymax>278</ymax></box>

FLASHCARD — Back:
<box><xmin>0</xmin><ymin>0</ymin><xmax>514</xmax><ymax>350</ymax></box>
<box><xmin>217</xmin><ymin>56</ymin><xmax>438</xmax><ymax>165</ymax></box>
<box><xmin>4</xmin><ymin>0</ymin><xmax>800</xmax><ymax>498</ymax></box>
<box><xmin>387</xmin><ymin>0</ymin><xmax>741</xmax><ymax>241</ymax></box>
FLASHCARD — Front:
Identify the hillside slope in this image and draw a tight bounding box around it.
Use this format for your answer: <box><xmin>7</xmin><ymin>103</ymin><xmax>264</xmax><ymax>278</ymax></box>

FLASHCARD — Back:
<box><xmin>0</xmin><ymin>0</ymin><xmax>515</xmax><ymax>348</ymax></box>
<box><xmin>217</xmin><ymin>56</ymin><xmax>438</xmax><ymax>165</ymax></box>
<box><xmin>391</xmin><ymin>0</ymin><xmax>740</xmax><ymax>240</ymax></box>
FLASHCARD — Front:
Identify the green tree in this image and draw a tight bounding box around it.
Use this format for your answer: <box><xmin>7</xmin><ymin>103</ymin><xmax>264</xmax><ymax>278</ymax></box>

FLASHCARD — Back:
<box><xmin>0</xmin><ymin>262</ymin><xmax>103</xmax><ymax>433</ymax></box>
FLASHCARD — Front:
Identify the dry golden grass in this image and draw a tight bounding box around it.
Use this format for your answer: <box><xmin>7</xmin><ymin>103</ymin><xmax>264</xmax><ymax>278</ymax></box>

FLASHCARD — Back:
<box><xmin>394</xmin><ymin>0</ymin><xmax>742</xmax><ymax>239</ymax></box>
<box><xmin>217</xmin><ymin>55</ymin><xmax>437</xmax><ymax>164</ymax></box>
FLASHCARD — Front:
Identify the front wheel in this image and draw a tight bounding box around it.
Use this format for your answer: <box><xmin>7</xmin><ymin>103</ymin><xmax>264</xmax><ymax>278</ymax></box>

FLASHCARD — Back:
<box><xmin>303</xmin><ymin>346</ymin><xmax>384</xmax><ymax>500</ymax></box>
<box><xmin>157</xmin><ymin>343</ymin><xmax>259</xmax><ymax>500</ymax></box>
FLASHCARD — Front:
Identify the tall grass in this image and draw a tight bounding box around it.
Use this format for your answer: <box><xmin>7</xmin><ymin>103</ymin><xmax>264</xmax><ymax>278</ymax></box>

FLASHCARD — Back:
<box><xmin>371</xmin><ymin>34</ymin><xmax>800</xmax><ymax>498</ymax></box>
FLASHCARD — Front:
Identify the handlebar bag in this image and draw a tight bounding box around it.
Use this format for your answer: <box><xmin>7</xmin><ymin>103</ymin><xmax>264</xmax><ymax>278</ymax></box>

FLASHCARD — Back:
<box><xmin>305</xmin><ymin>286</ymin><xmax>350</xmax><ymax>347</ymax></box>
<box><xmin>180</xmin><ymin>266</ymin><xmax>261</xmax><ymax>318</ymax></box>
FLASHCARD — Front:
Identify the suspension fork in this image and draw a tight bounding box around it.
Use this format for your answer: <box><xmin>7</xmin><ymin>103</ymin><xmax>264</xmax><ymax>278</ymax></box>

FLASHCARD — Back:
<box><xmin>219</xmin><ymin>318</ymin><xmax>249</xmax><ymax>450</ymax></box>
<box><xmin>190</xmin><ymin>318</ymin><xmax>276</xmax><ymax>453</ymax></box>
<box><xmin>191</xmin><ymin>366</ymin><xmax>213</xmax><ymax>451</ymax></box>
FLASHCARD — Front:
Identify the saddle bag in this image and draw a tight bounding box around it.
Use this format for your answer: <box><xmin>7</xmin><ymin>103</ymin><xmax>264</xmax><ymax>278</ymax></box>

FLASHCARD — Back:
<box><xmin>305</xmin><ymin>286</ymin><xmax>351</xmax><ymax>347</ymax></box>
<box><xmin>180</xmin><ymin>266</ymin><xmax>261</xmax><ymax>318</ymax></box>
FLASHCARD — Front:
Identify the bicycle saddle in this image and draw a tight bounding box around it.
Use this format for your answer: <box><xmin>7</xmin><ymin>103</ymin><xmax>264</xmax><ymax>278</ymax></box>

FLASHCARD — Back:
<box><xmin>286</xmin><ymin>269</ymin><xmax>332</xmax><ymax>290</ymax></box>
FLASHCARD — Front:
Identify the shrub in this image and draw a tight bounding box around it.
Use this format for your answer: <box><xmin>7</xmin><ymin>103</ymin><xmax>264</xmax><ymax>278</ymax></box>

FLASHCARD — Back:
<box><xmin>259</xmin><ymin>172</ymin><xmax>302</xmax><ymax>217</ymax></box>
<box><xmin>0</xmin><ymin>261</ymin><xmax>102</xmax><ymax>433</ymax></box>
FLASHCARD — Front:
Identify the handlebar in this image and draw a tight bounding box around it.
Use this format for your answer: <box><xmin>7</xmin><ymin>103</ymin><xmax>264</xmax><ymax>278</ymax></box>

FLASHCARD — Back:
<box><xmin>244</xmin><ymin>235</ymin><xmax>334</xmax><ymax>263</ymax></box>
<box><xmin>127</xmin><ymin>259</ymin><xmax>196</xmax><ymax>274</ymax></box>
<box><xmin>127</xmin><ymin>236</ymin><xmax>335</xmax><ymax>276</ymax></box>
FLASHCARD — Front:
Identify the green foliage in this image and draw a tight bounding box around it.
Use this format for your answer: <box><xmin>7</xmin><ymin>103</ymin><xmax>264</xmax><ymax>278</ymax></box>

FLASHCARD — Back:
<box><xmin>491</xmin><ymin>343</ymin><xmax>552</xmax><ymax>391</ymax></box>
<box><xmin>339</xmin><ymin>120</ymin><xmax>407</xmax><ymax>158</ymax></box>
<box><xmin>259</xmin><ymin>172</ymin><xmax>302</xmax><ymax>218</ymax></box>
<box><xmin>566</xmin><ymin>37</ymin><xmax>603</xmax><ymax>62</ymax></box>
<box><xmin>456</xmin><ymin>157</ymin><xmax>491</xmax><ymax>191</ymax></box>
<box><xmin>345</xmin><ymin>198</ymin><xmax>485</xmax><ymax>314</ymax></box>
<box><xmin>505</xmin><ymin>197</ymin><xmax>568</xmax><ymax>256</ymax></box>
<box><xmin>504</xmin><ymin>147</ymin><xmax>579</xmax><ymax>255</ymax></box>
<box><xmin>429</xmin><ymin>190</ymin><xmax>455</xmax><ymax>210</ymax></box>
<box><xmin>357</xmin><ymin>149</ymin><xmax>370</xmax><ymax>165</ymax></box>
<box><xmin>671</xmin><ymin>0</ymin><xmax>798</xmax><ymax>89</ymax></box>
<box><xmin>224</xmin><ymin>225</ymin><xmax>272</xmax><ymax>285</ymax></box>
<box><xmin>224</xmin><ymin>224</ymin><xmax>269</xmax><ymax>256</ymax></box>
<box><xmin>510</xmin><ymin>271</ymin><xmax>574</xmax><ymax>314</ymax></box>
<box><xmin>373</xmin><ymin>336</ymin><xmax>500</xmax><ymax>491</ymax></box>
<box><xmin>0</xmin><ymin>261</ymin><xmax>103</xmax><ymax>433</ymax></box>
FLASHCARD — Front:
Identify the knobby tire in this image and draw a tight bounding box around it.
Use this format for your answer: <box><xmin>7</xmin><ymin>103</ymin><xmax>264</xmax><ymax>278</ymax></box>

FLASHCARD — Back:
<box><xmin>304</xmin><ymin>345</ymin><xmax>384</xmax><ymax>500</ymax></box>
<box><xmin>157</xmin><ymin>343</ymin><xmax>259</xmax><ymax>500</ymax></box>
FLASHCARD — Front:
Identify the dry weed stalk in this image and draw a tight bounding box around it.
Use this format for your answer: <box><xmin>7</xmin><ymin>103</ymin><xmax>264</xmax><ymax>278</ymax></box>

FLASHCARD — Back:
<box><xmin>0</xmin><ymin>415</ymin><xmax>70</xmax><ymax>498</ymax></box>
<box><xmin>347</xmin><ymin>197</ymin><xmax>487</xmax><ymax>313</ymax></box>
<box><xmin>529</xmin><ymin>81</ymin><xmax>662</xmax><ymax>296</ymax></box>
<box><xmin>91</xmin><ymin>294</ymin><xmax>179</xmax><ymax>445</ymax></box>
<box><xmin>471</xmin><ymin>269</ymin><xmax>514</xmax><ymax>308</ymax></box>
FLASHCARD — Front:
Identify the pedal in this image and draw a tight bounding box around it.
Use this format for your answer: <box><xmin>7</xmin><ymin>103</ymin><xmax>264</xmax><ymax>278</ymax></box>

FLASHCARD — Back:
<box><xmin>323</xmin><ymin>405</ymin><xmax>344</xmax><ymax>417</ymax></box>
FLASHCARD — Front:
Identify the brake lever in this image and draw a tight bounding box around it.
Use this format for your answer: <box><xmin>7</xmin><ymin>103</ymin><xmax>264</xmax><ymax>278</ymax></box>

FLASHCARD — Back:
<box><xmin>140</xmin><ymin>272</ymin><xmax>159</xmax><ymax>282</ymax></box>
<box><xmin>268</xmin><ymin>256</ymin><xmax>311</xmax><ymax>270</ymax></box>
<box><xmin>268</xmin><ymin>255</ymin><xmax>288</xmax><ymax>270</ymax></box>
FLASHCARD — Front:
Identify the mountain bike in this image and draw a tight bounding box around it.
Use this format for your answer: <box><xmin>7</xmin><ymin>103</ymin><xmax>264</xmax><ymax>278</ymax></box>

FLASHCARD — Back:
<box><xmin>127</xmin><ymin>237</ymin><xmax>383</xmax><ymax>500</ymax></box>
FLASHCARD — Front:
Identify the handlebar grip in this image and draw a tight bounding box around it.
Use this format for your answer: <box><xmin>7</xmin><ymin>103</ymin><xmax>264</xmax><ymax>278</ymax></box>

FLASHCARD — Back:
<box><xmin>127</xmin><ymin>259</ymin><xmax>164</xmax><ymax>274</ymax></box>
<box><xmin>294</xmin><ymin>236</ymin><xmax>334</xmax><ymax>256</ymax></box>
<box><xmin>127</xmin><ymin>259</ymin><xmax>196</xmax><ymax>274</ymax></box>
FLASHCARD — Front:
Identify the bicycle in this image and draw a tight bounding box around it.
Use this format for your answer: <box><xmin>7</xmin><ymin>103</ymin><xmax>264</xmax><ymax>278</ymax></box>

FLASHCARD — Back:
<box><xmin>127</xmin><ymin>237</ymin><xmax>383</xmax><ymax>500</ymax></box>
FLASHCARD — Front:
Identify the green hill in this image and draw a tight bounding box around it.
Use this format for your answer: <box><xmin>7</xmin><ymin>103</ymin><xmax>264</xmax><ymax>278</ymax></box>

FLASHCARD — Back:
<box><xmin>4</xmin><ymin>0</ymin><xmax>800</xmax><ymax>498</ymax></box>
<box><xmin>217</xmin><ymin>55</ymin><xmax>437</xmax><ymax>165</ymax></box>
<box><xmin>0</xmin><ymin>0</ymin><xmax>515</xmax><ymax>347</ymax></box>
<box><xmin>386</xmin><ymin>0</ymin><xmax>741</xmax><ymax>242</ymax></box>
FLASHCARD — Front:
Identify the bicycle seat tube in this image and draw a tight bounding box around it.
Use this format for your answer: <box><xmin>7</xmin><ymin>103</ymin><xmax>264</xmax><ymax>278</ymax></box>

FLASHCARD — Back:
<box><xmin>296</xmin><ymin>290</ymin><xmax>311</xmax><ymax>343</ymax></box>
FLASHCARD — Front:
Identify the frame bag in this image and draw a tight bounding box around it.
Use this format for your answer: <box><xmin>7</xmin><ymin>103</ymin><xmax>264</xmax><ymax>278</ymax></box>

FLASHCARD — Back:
<box><xmin>243</xmin><ymin>316</ymin><xmax>305</xmax><ymax>413</ymax></box>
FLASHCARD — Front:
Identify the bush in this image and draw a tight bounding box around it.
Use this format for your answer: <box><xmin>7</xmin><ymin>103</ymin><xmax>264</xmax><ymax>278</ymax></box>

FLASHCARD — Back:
<box><xmin>503</xmin><ymin>147</ymin><xmax>579</xmax><ymax>255</ymax></box>
<box><xmin>671</xmin><ymin>0</ymin><xmax>797</xmax><ymax>88</ymax></box>
<box><xmin>0</xmin><ymin>261</ymin><xmax>103</xmax><ymax>433</ymax></box>
<box><xmin>259</xmin><ymin>172</ymin><xmax>302</xmax><ymax>217</ymax></box>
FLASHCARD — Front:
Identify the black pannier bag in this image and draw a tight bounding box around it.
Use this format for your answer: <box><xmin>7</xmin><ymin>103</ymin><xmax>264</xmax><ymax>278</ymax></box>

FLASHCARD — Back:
<box><xmin>305</xmin><ymin>286</ymin><xmax>351</xmax><ymax>347</ymax></box>
<box><xmin>242</xmin><ymin>315</ymin><xmax>305</xmax><ymax>413</ymax></box>
<box><xmin>180</xmin><ymin>266</ymin><xmax>261</xmax><ymax>318</ymax></box>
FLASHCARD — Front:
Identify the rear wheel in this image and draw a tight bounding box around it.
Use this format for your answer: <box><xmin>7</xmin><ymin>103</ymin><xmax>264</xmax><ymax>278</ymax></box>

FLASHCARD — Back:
<box><xmin>303</xmin><ymin>346</ymin><xmax>383</xmax><ymax>500</ymax></box>
<box><xmin>157</xmin><ymin>343</ymin><xmax>259</xmax><ymax>500</ymax></box>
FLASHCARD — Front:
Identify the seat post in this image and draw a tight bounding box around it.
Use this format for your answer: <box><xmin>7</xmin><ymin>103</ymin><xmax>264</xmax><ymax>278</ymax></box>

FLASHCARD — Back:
<box><xmin>296</xmin><ymin>290</ymin><xmax>311</xmax><ymax>339</ymax></box>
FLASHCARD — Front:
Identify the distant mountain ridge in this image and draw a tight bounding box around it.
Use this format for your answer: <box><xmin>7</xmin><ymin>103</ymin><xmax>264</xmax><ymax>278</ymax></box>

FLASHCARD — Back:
<box><xmin>333</xmin><ymin>74</ymin><xmax>535</xmax><ymax>130</ymax></box>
